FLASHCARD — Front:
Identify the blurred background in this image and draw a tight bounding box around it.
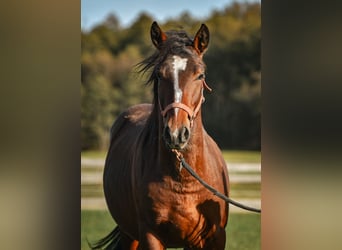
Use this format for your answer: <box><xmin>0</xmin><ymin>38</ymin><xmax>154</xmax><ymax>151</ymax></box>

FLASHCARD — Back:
<box><xmin>81</xmin><ymin>0</ymin><xmax>261</xmax><ymax>151</ymax></box>
<box><xmin>81</xmin><ymin>1</ymin><xmax>261</xmax><ymax>249</ymax></box>
<box><xmin>2</xmin><ymin>1</ymin><xmax>341</xmax><ymax>249</ymax></box>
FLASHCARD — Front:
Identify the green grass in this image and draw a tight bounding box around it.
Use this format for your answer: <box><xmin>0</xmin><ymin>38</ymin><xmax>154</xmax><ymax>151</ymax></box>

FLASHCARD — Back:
<box><xmin>81</xmin><ymin>150</ymin><xmax>261</xmax><ymax>163</ymax></box>
<box><xmin>81</xmin><ymin>210</ymin><xmax>260</xmax><ymax>250</ymax></box>
<box><xmin>82</xmin><ymin>150</ymin><xmax>107</xmax><ymax>159</ymax></box>
<box><xmin>221</xmin><ymin>150</ymin><xmax>261</xmax><ymax>163</ymax></box>
<box><xmin>81</xmin><ymin>210</ymin><xmax>114</xmax><ymax>249</ymax></box>
<box><xmin>230</xmin><ymin>183</ymin><xmax>261</xmax><ymax>199</ymax></box>
<box><xmin>226</xmin><ymin>213</ymin><xmax>260</xmax><ymax>249</ymax></box>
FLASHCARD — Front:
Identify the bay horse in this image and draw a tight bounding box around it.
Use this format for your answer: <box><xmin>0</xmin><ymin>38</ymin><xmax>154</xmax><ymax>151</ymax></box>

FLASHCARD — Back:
<box><xmin>92</xmin><ymin>22</ymin><xmax>229</xmax><ymax>250</ymax></box>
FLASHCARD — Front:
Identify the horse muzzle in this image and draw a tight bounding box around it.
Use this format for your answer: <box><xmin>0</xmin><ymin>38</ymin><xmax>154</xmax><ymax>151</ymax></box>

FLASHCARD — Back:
<box><xmin>163</xmin><ymin>124</ymin><xmax>190</xmax><ymax>150</ymax></box>
<box><xmin>160</xmin><ymin>100</ymin><xmax>201</xmax><ymax>150</ymax></box>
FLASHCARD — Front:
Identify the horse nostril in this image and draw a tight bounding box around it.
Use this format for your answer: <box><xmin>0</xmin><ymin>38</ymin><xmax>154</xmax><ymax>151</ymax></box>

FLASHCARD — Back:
<box><xmin>179</xmin><ymin>126</ymin><xmax>190</xmax><ymax>143</ymax></box>
<box><xmin>163</xmin><ymin>125</ymin><xmax>190</xmax><ymax>149</ymax></box>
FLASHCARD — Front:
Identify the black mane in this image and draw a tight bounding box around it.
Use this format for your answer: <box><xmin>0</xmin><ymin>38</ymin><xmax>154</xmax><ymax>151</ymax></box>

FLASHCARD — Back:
<box><xmin>136</xmin><ymin>30</ymin><xmax>195</xmax><ymax>105</ymax></box>
<box><xmin>137</xmin><ymin>30</ymin><xmax>193</xmax><ymax>84</ymax></box>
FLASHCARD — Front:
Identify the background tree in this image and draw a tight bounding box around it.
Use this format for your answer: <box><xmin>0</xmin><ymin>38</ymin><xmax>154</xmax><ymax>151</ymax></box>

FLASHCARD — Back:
<box><xmin>81</xmin><ymin>2</ymin><xmax>261</xmax><ymax>150</ymax></box>
<box><xmin>81</xmin><ymin>74</ymin><xmax>115</xmax><ymax>150</ymax></box>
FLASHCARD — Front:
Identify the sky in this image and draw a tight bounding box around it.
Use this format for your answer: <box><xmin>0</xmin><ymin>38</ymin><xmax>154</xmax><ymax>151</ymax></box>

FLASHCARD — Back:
<box><xmin>81</xmin><ymin>0</ymin><xmax>260</xmax><ymax>31</ymax></box>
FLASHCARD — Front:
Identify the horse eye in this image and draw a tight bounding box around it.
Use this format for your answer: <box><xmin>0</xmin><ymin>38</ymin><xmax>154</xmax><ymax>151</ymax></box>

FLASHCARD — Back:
<box><xmin>197</xmin><ymin>73</ymin><xmax>205</xmax><ymax>80</ymax></box>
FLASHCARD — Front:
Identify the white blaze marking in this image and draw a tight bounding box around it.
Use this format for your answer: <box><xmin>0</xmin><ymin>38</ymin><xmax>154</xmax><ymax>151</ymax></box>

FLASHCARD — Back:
<box><xmin>172</xmin><ymin>55</ymin><xmax>188</xmax><ymax>116</ymax></box>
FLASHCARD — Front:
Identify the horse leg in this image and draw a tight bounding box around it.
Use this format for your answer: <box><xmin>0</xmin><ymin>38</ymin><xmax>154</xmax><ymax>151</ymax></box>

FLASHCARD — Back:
<box><xmin>138</xmin><ymin>231</ymin><xmax>165</xmax><ymax>250</ymax></box>
<box><xmin>202</xmin><ymin>227</ymin><xmax>226</xmax><ymax>250</ymax></box>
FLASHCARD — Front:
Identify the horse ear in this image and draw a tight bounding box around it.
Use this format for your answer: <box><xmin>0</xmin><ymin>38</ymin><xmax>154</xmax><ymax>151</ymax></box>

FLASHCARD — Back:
<box><xmin>193</xmin><ymin>24</ymin><xmax>210</xmax><ymax>55</ymax></box>
<box><xmin>150</xmin><ymin>21</ymin><xmax>167</xmax><ymax>49</ymax></box>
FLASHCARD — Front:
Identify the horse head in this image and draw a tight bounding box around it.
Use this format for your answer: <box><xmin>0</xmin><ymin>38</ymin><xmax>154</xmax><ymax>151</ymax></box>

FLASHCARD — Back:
<box><xmin>150</xmin><ymin>22</ymin><xmax>211</xmax><ymax>150</ymax></box>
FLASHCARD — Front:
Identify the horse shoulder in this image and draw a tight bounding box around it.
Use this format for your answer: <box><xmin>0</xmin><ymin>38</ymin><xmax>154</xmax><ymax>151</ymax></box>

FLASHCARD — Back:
<box><xmin>104</xmin><ymin>104</ymin><xmax>153</xmax><ymax>238</ymax></box>
<box><xmin>109</xmin><ymin>103</ymin><xmax>152</xmax><ymax>140</ymax></box>
<box><xmin>203</xmin><ymin>130</ymin><xmax>229</xmax><ymax>197</ymax></box>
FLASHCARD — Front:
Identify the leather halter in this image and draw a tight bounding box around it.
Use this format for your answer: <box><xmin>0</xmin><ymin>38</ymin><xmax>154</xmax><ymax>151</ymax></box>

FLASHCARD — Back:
<box><xmin>159</xmin><ymin>80</ymin><xmax>212</xmax><ymax>127</ymax></box>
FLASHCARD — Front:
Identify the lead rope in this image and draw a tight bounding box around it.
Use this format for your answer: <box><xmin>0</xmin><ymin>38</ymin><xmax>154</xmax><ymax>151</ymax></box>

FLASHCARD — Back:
<box><xmin>172</xmin><ymin>149</ymin><xmax>261</xmax><ymax>213</ymax></box>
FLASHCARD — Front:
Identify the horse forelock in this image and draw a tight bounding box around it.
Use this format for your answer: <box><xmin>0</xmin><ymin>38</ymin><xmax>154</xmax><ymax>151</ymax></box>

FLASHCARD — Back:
<box><xmin>136</xmin><ymin>30</ymin><xmax>203</xmax><ymax>109</ymax></box>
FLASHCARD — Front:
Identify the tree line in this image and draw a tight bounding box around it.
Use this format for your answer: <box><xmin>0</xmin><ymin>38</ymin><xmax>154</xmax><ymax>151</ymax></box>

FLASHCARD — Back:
<box><xmin>81</xmin><ymin>2</ymin><xmax>260</xmax><ymax>151</ymax></box>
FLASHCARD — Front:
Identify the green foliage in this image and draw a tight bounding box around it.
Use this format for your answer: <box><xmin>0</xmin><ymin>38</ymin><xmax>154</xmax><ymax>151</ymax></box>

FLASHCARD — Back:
<box><xmin>81</xmin><ymin>74</ymin><xmax>115</xmax><ymax>150</ymax></box>
<box><xmin>202</xmin><ymin>3</ymin><xmax>261</xmax><ymax>149</ymax></box>
<box><xmin>81</xmin><ymin>2</ymin><xmax>260</xmax><ymax>150</ymax></box>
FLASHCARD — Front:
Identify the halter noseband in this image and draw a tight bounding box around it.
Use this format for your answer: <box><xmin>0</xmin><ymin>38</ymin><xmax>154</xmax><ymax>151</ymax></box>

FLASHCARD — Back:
<box><xmin>159</xmin><ymin>80</ymin><xmax>212</xmax><ymax>127</ymax></box>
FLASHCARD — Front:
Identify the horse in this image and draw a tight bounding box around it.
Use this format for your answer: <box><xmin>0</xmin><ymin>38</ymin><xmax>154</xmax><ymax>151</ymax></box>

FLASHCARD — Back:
<box><xmin>92</xmin><ymin>22</ymin><xmax>230</xmax><ymax>250</ymax></box>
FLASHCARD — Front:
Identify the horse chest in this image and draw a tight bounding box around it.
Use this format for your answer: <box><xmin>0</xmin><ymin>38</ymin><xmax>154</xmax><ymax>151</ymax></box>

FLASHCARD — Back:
<box><xmin>155</xmin><ymin>187</ymin><xmax>200</xmax><ymax>221</ymax></box>
<box><xmin>141</xmin><ymin>179</ymin><xmax>215</xmax><ymax>244</ymax></box>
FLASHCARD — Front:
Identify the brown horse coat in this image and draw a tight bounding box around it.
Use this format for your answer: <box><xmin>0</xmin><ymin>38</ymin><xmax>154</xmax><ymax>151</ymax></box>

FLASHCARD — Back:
<box><xmin>98</xmin><ymin>22</ymin><xmax>229</xmax><ymax>250</ymax></box>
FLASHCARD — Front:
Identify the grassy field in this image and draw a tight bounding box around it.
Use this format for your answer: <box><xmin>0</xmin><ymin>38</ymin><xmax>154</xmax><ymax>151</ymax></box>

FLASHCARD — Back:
<box><xmin>82</xmin><ymin>210</ymin><xmax>260</xmax><ymax>250</ymax></box>
<box><xmin>81</xmin><ymin>150</ymin><xmax>261</xmax><ymax>163</ymax></box>
<box><xmin>81</xmin><ymin>150</ymin><xmax>261</xmax><ymax>249</ymax></box>
<box><xmin>81</xmin><ymin>150</ymin><xmax>107</xmax><ymax>159</ymax></box>
<box><xmin>81</xmin><ymin>150</ymin><xmax>261</xmax><ymax>200</ymax></box>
